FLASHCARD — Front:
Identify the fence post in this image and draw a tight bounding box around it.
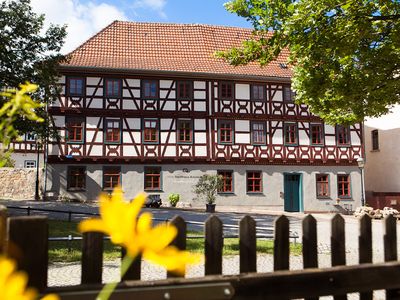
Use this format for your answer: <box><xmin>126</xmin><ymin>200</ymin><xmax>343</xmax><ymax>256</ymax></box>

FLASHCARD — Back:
<box><xmin>81</xmin><ymin>232</ymin><xmax>103</xmax><ymax>284</ymax></box>
<box><xmin>68</xmin><ymin>210</ymin><xmax>72</xmax><ymax>222</ymax></box>
<box><xmin>27</xmin><ymin>206</ymin><xmax>30</xmax><ymax>216</ymax></box>
<box><xmin>274</xmin><ymin>215</ymin><xmax>289</xmax><ymax>271</ymax></box>
<box><xmin>168</xmin><ymin>216</ymin><xmax>187</xmax><ymax>278</ymax></box>
<box><xmin>359</xmin><ymin>215</ymin><xmax>372</xmax><ymax>300</ymax></box>
<box><xmin>384</xmin><ymin>215</ymin><xmax>398</xmax><ymax>299</ymax></box>
<box><xmin>331</xmin><ymin>214</ymin><xmax>346</xmax><ymax>300</ymax></box>
<box><xmin>205</xmin><ymin>215</ymin><xmax>223</xmax><ymax>275</ymax></box>
<box><xmin>302</xmin><ymin>215</ymin><xmax>318</xmax><ymax>300</ymax></box>
<box><xmin>121</xmin><ymin>248</ymin><xmax>141</xmax><ymax>281</ymax></box>
<box><xmin>0</xmin><ymin>205</ymin><xmax>7</xmax><ymax>253</ymax></box>
<box><xmin>239</xmin><ymin>215</ymin><xmax>256</xmax><ymax>273</ymax></box>
<box><xmin>6</xmin><ymin>216</ymin><xmax>48</xmax><ymax>292</ymax></box>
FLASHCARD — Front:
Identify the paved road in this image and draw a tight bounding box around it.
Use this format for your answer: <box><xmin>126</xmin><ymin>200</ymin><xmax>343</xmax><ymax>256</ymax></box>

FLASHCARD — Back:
<box><xmin>0</xmin><ymin>200</ymin><xmax>301</xmax><ymax>238</ymax></box>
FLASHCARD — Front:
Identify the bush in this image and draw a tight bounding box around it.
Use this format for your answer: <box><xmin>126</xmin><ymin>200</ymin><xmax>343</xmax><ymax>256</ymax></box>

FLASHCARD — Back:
<box><xmin>193</xmin><ymin>174</ymin><xmax>223</xmax><ymax>204</ymax></box>
<box><xmin>168</xmin><ymin>193</ymin><xmax>180</xmax><ymax>207</ymax></box>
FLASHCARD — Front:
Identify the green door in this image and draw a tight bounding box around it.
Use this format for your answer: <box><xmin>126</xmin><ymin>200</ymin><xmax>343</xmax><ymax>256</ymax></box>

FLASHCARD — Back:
<box><xmin>284</xmin><ymin>174</ymin><xmax>301</xmax><ymax>212</ymax></box>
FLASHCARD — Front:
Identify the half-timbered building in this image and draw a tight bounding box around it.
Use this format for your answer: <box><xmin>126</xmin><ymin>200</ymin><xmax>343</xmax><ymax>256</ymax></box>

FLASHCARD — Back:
<box><xmin>46</xmin><ymin>21</ymin><xmax>364</xmax><ymax>212</ymax></box>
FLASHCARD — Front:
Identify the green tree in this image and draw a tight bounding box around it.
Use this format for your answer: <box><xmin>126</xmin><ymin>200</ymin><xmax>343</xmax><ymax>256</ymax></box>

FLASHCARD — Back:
<box><xmin>0</xmin><ymin>0</ymin><xmax>67</xmax><ymax>137</ymax></box>
<box><xmin>217</xmin><ymin>0</ymin><xmax>400</xmax><ymax>124</ymax></box>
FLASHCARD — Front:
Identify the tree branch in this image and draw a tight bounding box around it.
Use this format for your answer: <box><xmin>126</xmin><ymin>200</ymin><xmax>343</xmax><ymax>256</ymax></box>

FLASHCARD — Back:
<box><xmin>368</xmin><ymin>14</ymin><xmax>400</xmax><ymax>21</ymax></box>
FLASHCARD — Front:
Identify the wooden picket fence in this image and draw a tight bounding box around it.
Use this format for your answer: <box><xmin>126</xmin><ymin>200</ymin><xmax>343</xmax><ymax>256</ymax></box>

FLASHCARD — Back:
<box><xmin>2</xmin><ymin>205</ymin><xmax>400</xmax><ymax>299</ymax></box>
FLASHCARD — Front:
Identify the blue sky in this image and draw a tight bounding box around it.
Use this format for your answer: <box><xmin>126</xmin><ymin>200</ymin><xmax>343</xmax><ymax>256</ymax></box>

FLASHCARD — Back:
<box><xmin>31</xmin><ymin>0</ymin><xmax>252</xmax><ymax>53</ymax></box>
<box><xmin>122</xmin><ymin>0</ymin><xmax>251</xmax><ymax>27</ymax></box>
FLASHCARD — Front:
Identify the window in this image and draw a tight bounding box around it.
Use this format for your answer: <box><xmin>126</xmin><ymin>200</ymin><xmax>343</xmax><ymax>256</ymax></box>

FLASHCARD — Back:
<box><xmin>177</xmin><ymin>81</ymin><xmax>192</xmax><ymax>99</ymax></box>
<box><xmin>177</xmin><ymin>120</ymin><xmax>192</xmax><ymax>143</ymax></box>
<box><xmin>310</xmin><ymin>124</ymin><xmax>324</xmax><ymax>145</ymax></box>
<box><xmin>247</xmin><ymin>171</ymin><xmax>262</xmax><ymax>193</ymax></box>
<box><xmin>251</xmin><ymin>121</ymin><xmax>266</xmax><ymax>145</ymax></box>
<box><xmin>316</xmin><ymin>174</ymin><xmax>329</xmax><ymax>198</ymax></box>
<box><xmin>284</xmin><ymin>123</ymin><xmax>298</xmax><ymax>145</ymax></box>
<box><xmin>220</xmin><ymin>82</ymin><xmax>233</xmax><ymax>99</ymax></box>
<box><xmin>336</xmin><ymin>125</ymin><xmax>350</xmax><ymax>146</ymax></box>
<box><xmin>66</xmin><ymin>117</ymin><xmax>85</xmax><ymax>143</ymax></box>
<box><xmin>104</xmin><ymin>119</ymin><xmax>121</xmax><ymax>143</ymax></box>
<box><xmin>25</xmin><ymin>132</ymin><xmax>36</xmax><ymax>142</ymax></box>
<box><xmin>103</xmin><ymin>167</ymin><xmax>121</xmax><ymax>190</ymax></box>
<box><xmin>251</xmin><ymin>85</ymin><xmax>265</xmax><ymax>101</ymax></box>
<box><xmin>105</xmin><ymin>79</ymin><xmax>121</xmax><ymax>98</ymax></box>
<box><xmin>144</xmin><ymin>167</ymin><xmax>161</xmax><ymax>190</ymax></box>
<box><xmin>218</xmin><ymin>171</ymin><xmax>233</xmax><ymax>193</ymax></box>
<box><xmin>218</xmin><ymin>120</ymin><xmax>234</xmax><ymax>144</ymax></box>
<box><xmin>283</xmin><ymin>85</ymin><xmax>295</xmax><ymax>102</ymax></box>
<box><xmin>337</xmin><ymin>174</ymin><xmax>351</xmax><ymax>198</ymax></box>
<box><xmin>371</xmin><ymin>129</ymin><xmax>379</xmax><ymax>150</ymax></box>
<box><xmin>67</xmin><ymin>77</ymin><xmax>84</xmax><ymax>96</ymax></box>
<box><xmin>24</xmin><ymin>160</ymin><xmax>36</xmax><ymax>168</ymax></box>
<box><xmin>142</xmin><ymin>80</ymin><xmax>158</xmax><ymax>98</ymax></box>
<box><xmin>68</xmin><ymin>166</ymin><xmax>86</xmax><ymax>190</ymax></box>
<box><xmin>143</xmin><ymin>119</ymin><xmax>159</xmax><ymax>143</ymax></box>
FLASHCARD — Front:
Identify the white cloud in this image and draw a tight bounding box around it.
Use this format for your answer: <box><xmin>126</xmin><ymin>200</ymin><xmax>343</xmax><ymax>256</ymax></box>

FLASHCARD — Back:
<box><xmin>30</xmin><ymin>0</ymin><xmax>128</xmax><ymax>53</ymax></box>
<box><xmin>134</xmin><ymin>0</ymin><xmax>167</xmax><ymax>18</ymax></box>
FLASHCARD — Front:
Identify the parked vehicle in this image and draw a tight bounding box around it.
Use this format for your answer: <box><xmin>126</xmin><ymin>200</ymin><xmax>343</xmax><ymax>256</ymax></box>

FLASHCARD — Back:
<box><xmin>145</xmin><ymin>194</ymin><xmax>162</xmax><ymax>208</ymax></box>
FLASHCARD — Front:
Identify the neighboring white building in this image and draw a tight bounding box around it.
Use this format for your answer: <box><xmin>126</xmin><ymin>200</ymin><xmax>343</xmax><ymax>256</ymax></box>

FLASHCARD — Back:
<box><xmin>364</xmin><ymin>105</ymin><xmax>400</xmax><ymax>209</ymax></box>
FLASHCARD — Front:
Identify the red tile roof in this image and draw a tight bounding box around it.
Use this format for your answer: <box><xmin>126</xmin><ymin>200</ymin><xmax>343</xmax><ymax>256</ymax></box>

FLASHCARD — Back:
<box><xmin>61</xmin><ymin>21</ymin><xmax>291</xmax><ymax>79</ymax></box>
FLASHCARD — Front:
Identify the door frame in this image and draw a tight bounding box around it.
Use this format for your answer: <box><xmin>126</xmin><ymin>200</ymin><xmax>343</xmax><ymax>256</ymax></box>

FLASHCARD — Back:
<box><xmin>283</xmin><ymin>172</ymin><xmax>304</xmax><ymax>212</ymax></box>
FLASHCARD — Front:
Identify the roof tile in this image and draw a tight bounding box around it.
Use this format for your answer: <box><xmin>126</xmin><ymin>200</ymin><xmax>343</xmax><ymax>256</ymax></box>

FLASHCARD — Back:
<box><xmin>62</xmin><ymin>21</ymin><xmax>292</xmax><ymax>79</ymax></box>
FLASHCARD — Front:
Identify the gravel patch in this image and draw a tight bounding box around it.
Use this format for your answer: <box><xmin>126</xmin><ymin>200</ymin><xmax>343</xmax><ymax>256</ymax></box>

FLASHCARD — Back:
<box><xmin>48</xmin><ymin>253</ymin><xmax>385</xmax><ymax>300</ymax></box>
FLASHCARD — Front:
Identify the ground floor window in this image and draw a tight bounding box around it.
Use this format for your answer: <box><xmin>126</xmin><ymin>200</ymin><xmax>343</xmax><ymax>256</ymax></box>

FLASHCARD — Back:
<box><xmin>103</xmin><ymin>166</ymin><xmax>121</xmax><ymax>190</ymax></box>
<box><xmin>24</xmin><ymin>160</ymin><xmax>36</xmax><ymax>168</ymax></box>
<box><xmin>217</xmin><ymin>170</ymin><xmax>233</xmax><ymax>193</ymax></box>
<box><xmin>337</xmin><ymin>174</ymin><xmax>351</xmax><ymax>198</ymax></box>
<box><xmin>247</xmin><ymin>171</ymin><xmax>262</xmax><ymax>193</ymax></box>
<box><xmin>144</xmin><ymin>167</ymin><xmax>161</xmax><ymax>190</ymax></box>
<box><xmin>67</xmin><ymin>166</ymin><xmax>86</xmax><ymax>190</ymax></box>
<box><xmin>316</xmin><ymin>174</ymin><xmax>329</xmax><ymax>198</ymax></box>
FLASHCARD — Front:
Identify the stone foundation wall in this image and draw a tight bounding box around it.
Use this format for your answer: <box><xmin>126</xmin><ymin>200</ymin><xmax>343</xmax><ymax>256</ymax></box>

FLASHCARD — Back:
<box><xmin>0</xmin><ymin>168</ymin><xmax>40</xmax><ymax>200</ymax></box>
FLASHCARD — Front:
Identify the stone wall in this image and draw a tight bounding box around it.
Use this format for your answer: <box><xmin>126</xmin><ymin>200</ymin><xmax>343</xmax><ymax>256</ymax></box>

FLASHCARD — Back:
<box><xmin>0</xmin><ymin>168</ymin><xmax>40</xmax><ymax>200</ymax></box>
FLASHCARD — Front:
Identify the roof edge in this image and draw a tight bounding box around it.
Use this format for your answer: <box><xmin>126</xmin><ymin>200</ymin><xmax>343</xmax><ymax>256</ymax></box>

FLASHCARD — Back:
<box><xmin>57</xmin><ymin>65</ymin><xmax>291</xmax><ymax>82</ymax></box>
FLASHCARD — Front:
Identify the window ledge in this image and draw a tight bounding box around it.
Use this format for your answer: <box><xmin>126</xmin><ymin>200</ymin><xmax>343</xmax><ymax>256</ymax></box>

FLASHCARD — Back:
<box><xmin>218</xmin><ymin>192</ymin><xmax>235</xmax><ymax>196</ymax></box>
<box><xmin>370</xmin><ymin>149</ymin><xmax>380</xmax><ymax>152</ymax></box>
<box><xmin>317</xmin><ymin>196</ymin><xmax>331</xmax><ymax>200</ymax></box>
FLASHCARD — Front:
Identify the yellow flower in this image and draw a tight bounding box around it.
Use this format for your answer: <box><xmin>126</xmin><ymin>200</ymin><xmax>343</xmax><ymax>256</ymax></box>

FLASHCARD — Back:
<box><xmin>0</xmin><ymin>256</ymin><xmax>58</xmax><ymax>300</ymax></box>
<box><xmin>79</xmin><ymin>187</ymin><xmax>201</xmax><ymax>275</ymax></box>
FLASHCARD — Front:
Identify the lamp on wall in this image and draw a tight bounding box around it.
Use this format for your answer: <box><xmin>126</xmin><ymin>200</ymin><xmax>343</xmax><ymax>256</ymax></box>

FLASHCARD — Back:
<box><xmin>357</xmin><ymin>157</ymin><xmax>365</xmax><ymax>207</ymax></box>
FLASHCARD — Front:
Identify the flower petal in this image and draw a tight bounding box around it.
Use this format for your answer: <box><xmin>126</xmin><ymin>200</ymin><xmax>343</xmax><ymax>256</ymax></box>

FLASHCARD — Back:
<box><xmin>137</xmin><ymin>212</ymin><xmax>152</xmax><ymax>234</ymax></box>
<box><xmin>141</xmin><ymin>223</ymin><xmax>177</xmax><ymax>252</ymax></box>
<box><xmin>143</xmin><ymin>246</ymin><xmax>202</xmax><ymax>275</ymax></box>
<box><xmin>78</xmin><ymin>219</ymin><xmax>106</xmax><ymax>234</ymax></box>
<box><xmin>41</xmin><ymin>293</ymin><xmax>60</xmax><ymax>300</ymax></box>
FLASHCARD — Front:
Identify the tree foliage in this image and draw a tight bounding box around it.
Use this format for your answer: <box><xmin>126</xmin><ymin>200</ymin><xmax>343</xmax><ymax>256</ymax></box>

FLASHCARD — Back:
<box><xmin>0</xmin><ymin>0</ymin><xmax>66</xmax><ymax>137</ymax></box>
<box><xmin>217</xmin><ymin>0</ymin><xmax>400</xmax><ymax>124</ymax></box>
<box><xmin>193</xmin><ymin>174</ymin><xmax>223</xmax><ymax>204</ymax></box>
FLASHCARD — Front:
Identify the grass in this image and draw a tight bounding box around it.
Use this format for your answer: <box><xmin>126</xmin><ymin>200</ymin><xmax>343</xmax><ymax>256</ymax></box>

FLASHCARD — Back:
<box><xmin>48</xmin><ymin>220</ymin><xmax>302</xmax><ymax>263</ymax></box>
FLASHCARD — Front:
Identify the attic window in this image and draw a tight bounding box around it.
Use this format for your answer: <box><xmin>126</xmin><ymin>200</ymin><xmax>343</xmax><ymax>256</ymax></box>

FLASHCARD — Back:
<box><xmin>279</xmin><ymin>63</ymin><xmax>288</xmax><ymax>69</ymax></box>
